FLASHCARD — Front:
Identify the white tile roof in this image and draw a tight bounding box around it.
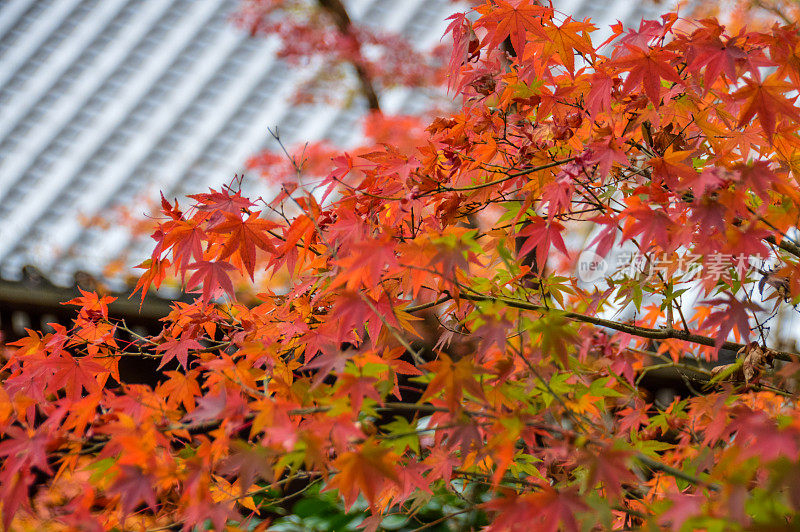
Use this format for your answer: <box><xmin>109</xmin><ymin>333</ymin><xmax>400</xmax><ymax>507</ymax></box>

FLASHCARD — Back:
<box><xmin>0</xmin><ymin>0</ymin><xmax>668</xmax><ymax>288</ymax></box>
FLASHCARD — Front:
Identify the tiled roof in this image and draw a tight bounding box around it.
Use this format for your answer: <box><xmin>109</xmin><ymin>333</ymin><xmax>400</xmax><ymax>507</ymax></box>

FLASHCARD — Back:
<box><xmin>0</xmin><ymin>0</ymin><xmax>670</xmax><ymax>289</ymax></box>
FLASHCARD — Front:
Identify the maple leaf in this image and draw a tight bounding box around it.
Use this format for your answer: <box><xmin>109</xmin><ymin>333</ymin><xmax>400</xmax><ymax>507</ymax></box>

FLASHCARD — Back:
<box><xmin>221</xmin><ymin>440</ymin><xmax>275</xmax><ymax>493</ymax></box>
<box><xmin>474</xmin><ymin>0</ymin><xmax>548</xmax><ymax>56</ymax></box>
<box><xmin>335</xmin><ymin>373</ymin><xmax>381</xmax><ymax>412</ymax></box>
<box><xmin>700</xmin><ymin>48</ymin><xmax>744</xmax><ymax>90</ymax></box>
<box><xmin>588</xmin><ymin>215</ymin><xmax>619</xmax><ymax>257</ymax></box>
<box><xmin>0</xmin><ymin>469</ymin><xmax>33</xmax><ymax>531</ymax></box>
<box><xmin>734</xmin><ymin>160</ymin><xmax>779</xmax><ymax>200</ymax></box>
<box><xmin>182</xmin><ymin>388</ymin><xmax>246</xmax><ymax>426</ymax></box>
<box><xmin>131</xmin><ymin>257</ymin><xmax>170</xmax><ymax>304</ymax></box>
<box><xmin>443</xmin><ymin>417</ymin><xmax>483</xmax><ymax>456</ymax></box>
<box><xmin>616</xmin><ymin>400</ymin><xmax>650</xmax><ymax>434</ymax></box>
<box><xmin>608</xmin><ymin>348</ymin><xmax>644</xmax><ymax>385</ymax></box>
<box><xmin>108</xmin><ymin>465</ymin><xmax>158</xmax><ymax>515</ymax></box>
<box><xmin>64</xmin><ymin>288</ymin><xmax>117</xmax><ymax>320</ymax></box>
<box><xmin>615</xmin><ymin>44</ymin><xmax>681</xmax><ymax>104</ymax></box>
<box><xmin>649</xmin><ymin>148</ymin><xmax>694</xmax><ymax>189</ymax></box>
<box><xmin>163</xmin><ymin>220</ymin><xmax>207</xmax><ymax>275</ymax></box>
<box><xmin>186</xmin><ymin>260</ymin><xmax>237</xmax><ymax>303</ymax></box>
<box><xmin>423</xmin><ymin>447</ymin><xmax>459</xmax><ymax>485</ymax></box>
<box><xmin>587</xmin><ymin>136</ymin><xmax>629</xmax><ymax>178</ymax></box>
<box><xmin>44</xmin><ymin>352</ymin><xmax>108</xmax><ymax>400</ymax></box>
<box><xmin>209</xmin><ymin>475</ymin><xmax>258</xmax><ymax>512</ymax></box>
<box><xmin>325</xmin><ymin>440</ymin><xmax>399</xmax><ymax>510</ymax></box>
<box><xmin>702</xmin><ymin>294</ymin><xmax>762</xmax><ymax>346</ymax></box>
<box><xmin>158</xmin><ymin>371</ymin><xmax>202</xmax><ymax>412</ymax></box>
<box><xmin>181</xmin><ymin>497</ymin><xmax>237</xmax><ymax>532</ymax></box>
<box><xmin>579</xmin><ymin>447</ymin><xmax>635</xmax><ymax>498</ymax></box>
<box><xmin>585</xmin><ymin>71</ymin><xmax>614</xmax><ymax>117</ymax></box>
<box><xmin>729</xmin><ymin>407</ymin><xmax>800</xmax><ymax>462</ymax></box>
<box><xmin>734</xmin><ymin>74</ymin><xmax>800</xmax><ymax>137</ymax></box>
<box><xmin>393</xmin><ymin>460</ymin><xmax>432</xmax><ymax>501</ymax></box>
<box><xmin>540</xmin><ymin>174</ymin><xmax>574</xmax><ymax>218</ymax></box>
<box><xmin>159</xmin><ymin>191</ymin><xmax>183</xmax><ymax>220</ymax></box>
<box><xmin>659</xmin><ymin>491</ymin><xmax>704</xmax><ymax>530</ymax></box>
<box><xmin>421</xmin><ymin>354</ymin><xmax>486</xmax><ymax>411</ymax></box>
<box><xmin>622</xmin><ymin>200</ymin><xmax>678</xmax><ymax>252</ymax></box>
<box><xmin>484</xmin><ymin>487</ymin><xmax>586</xmax><ymax>532</ymax></box>
<box><xmin>474</xmin><ymin>318</ymin><xmax>512</xmax><ymax>354</ymax></box>
<box><xmin>333</xmin><ymin>236</ymin><xmax>398</xmax><ymax>290</ymax></box>
<box><xmin>304</xmin><ymin>344</ymin><xmax>355</xmax><ymax>385</ymax></box>
<box><xmin>210</xmin><ymin>211</ymin><xmax>277</xmax><ymax>279</ymax></box>
<box><xmin>681</xmin><ymin>167</ymin><xmax>725</xmax><ymax>195</ymax></box>
<box><xmin>155</xmin><ymin>336</ymin><xmax>203</xmax><ymax>369</ymax></box>
<box><xmin>189</xmin><ymin>186</ymin><xmax>254</xmax><ymax>215</ymax></box>
<box><xmin>0</xmin><ymin>426</ymin><xmax>54</xmax><ymax>475</ymax></box>
<box><xmin>444</xmin><ymin>11</ymin><xmax>476</xmax><ymax>91</ymax></box>
<box><xmin>533</xmin><ymin>16</ymin><xmax>596</xmax><ymax>74</ymax></box>
<box><xmin>516</xmin><ymin>217</ymin><xmax>568</xmax><ymax>270</ymax></box>
<box><xmin>616</xmin><ymin>18</ymin><xmax>666</xmax><ymax>51</ymax></box>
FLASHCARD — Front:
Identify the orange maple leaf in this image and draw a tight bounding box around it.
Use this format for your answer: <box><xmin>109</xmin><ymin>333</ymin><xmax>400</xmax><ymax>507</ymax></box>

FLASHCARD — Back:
<box><xmin>325</xmin><ymin>440</ymin><xmax>399</xmax><ymax>510</ymax></box>
<box><xmin>474</xmin><ymin>0</ymin><xmax>548</xmax><ymax>56</ymax></box>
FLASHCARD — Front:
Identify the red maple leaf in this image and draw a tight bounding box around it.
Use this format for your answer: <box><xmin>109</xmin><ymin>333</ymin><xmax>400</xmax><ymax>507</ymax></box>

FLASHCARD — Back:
<box><xmin>684</xmin><ymin>24</ymin><xmax>752</xmax><ymax>91</ymax></box>
<box><xmin>220</xmin><ymin>441</ymin><xmax>275</xmax><ymax>493</ymax></box>
<box><xmin>155</xmin><ymin>336</ymin><xmax>203</xmax><ymax>369</ymax></box>
<box><xmin>189</xmin><ymin>186</ymin><xmax>254</xmax><ymax>215</ymax></box>
<box><xmin>734</xmin><ymin>74</ymin><xmax>800</xmax><ymax>137</ymax></box>
<box><xmin>210</xmin><ymin>212</ymin><xmax>277</xmax><ymax>279</ymax></box>
<box><xmin>579</xmin><ymin>447</ymin><xmax>636</xmax><ymax>498</ymax></box>
<box><xmin>484</xmin><ymin>487</ymin><xmax>586</xmax><ymax>532</ymax></box>
<box><xmin>131</xmin><ymin>257</ymin><xmax>170</xmax><ymax>304</ymax></box>
<box><xmin>615</xmin><ymin>44</ymin><xmax>681</xmax><ymax>104</ymax></box>
<box><xmin>622</xmin><ymin>200</ymin><xmax>679</xmax><ymax>251</ymax></box>
<box><xmin>186</xmin><ymin>260</ymin><xmax>237</xmax><ymax>303</ymax></box>
<box><xmin>585</xmin><ymin>71</ymin><xmax>614</xmax><ymax>117</ymax></box>
<box><xmin>659</xmin><ymin>491</ymin><xmax>704</xmax><ymax>530</ymax></box>
<box><xmin>588</xmin><ymin>137</ymin><xmax>630</xmax><ymax>179</ymax></box>
<box><xmin>702</xmin><ymin>294</ymin><xmax>762</xmax><ymax>346</ymax></box>
<box><xmin>335</xmin><ymin>373</ymin><xmax>381</xmax><ymax>412</ymax></box>
<box><xmin>0</xmin><ymin>469</ymin><xmax>33</xmax><ymax>530</ymax></box>
<box><xmin>516</xmin><ymin>217</ymin><xmax>569</xmax><ymax>269</ymax></box>
<box><xmin>163</xmin><ymin>220</ymin><xmax>207</xmax><ymax>275</ymax></box>
<box><xmin>304</xmin><ymin>343</ymin><xmax>355</xmax><ymax>385</ymax></box>
<box><xmin>108</xmin><ymin>465</ymin><xmax>158</xmax><ymax>515</ymax></box>
<box><xmin>43</xmin><ymin>352</ymin><xmax>108</xmax><ymax>400</ymax></box>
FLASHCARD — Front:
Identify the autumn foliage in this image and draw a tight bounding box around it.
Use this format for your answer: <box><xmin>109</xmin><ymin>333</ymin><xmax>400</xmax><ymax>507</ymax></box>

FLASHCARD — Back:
<box><xmin>6</xmin><ymin>0</ymin><xmax>800</xmax><ymax>530</ymax></box>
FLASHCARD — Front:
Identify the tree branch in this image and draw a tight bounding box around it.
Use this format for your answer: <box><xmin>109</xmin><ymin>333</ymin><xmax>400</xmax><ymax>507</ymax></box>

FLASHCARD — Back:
<box><xmin>456</xmin><ymin>293</ymin><xmax>799</xmax><ymax>362</ymax></box>
<box><xmin>317</xmin><ymin>0</ymin><xmax>381</xmax><ymax>111</ymax></box>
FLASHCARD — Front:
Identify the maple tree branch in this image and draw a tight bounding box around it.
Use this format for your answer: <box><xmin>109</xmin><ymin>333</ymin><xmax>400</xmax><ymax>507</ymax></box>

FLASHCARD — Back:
<box><xmin>361</xmin><ymin>292</ymin><xmax>425</xmax><ymax>365</ymax></box>
<box><xmin>403</xmin><ymin>295</ymin><xmax>453</xmax><ymax>313</ymax></box>
<box><xmin>635</xmin><ymin>453</ymin><xmax>720</xmax><ymax>491</ymax></box>
<box><xmin>288</xmin><ymin>402</ymin><xmax>457</xmax><ymax>417</ymax></box>
<box><xmin>456</xmin><ymin>292</ymin><xmax>799</xmax><ymax>362</ymax></box>
<box><xmin>317</xmin><ymin>0</ymin><xmax>381</xmax><ymax>111</ymax></box>
<box><xmin>764</xmin><ymin>234</ymin><xmax>800</xmax><ymax>259</ymax></box>
<box><xmin>410</xmin><ymin>508</ymin><xmax>475</xmax><ymax>531</ymax></box>
<box><xmin>751</xmin><ymin>0</ymin><xmax>794</xmax><ymax>25</ymax></box>
<box><xmin>439</xmin><ymin>157</ymin><xmax>575</xmax><ymax>193</ymax></box>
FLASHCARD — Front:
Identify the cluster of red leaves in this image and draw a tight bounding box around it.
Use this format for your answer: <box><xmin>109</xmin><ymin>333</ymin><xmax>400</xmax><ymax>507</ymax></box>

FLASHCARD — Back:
<box><xmin>5</xmin><ymin>1</ymin><xmax>800</xmax><ymax>530</ymax></box>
